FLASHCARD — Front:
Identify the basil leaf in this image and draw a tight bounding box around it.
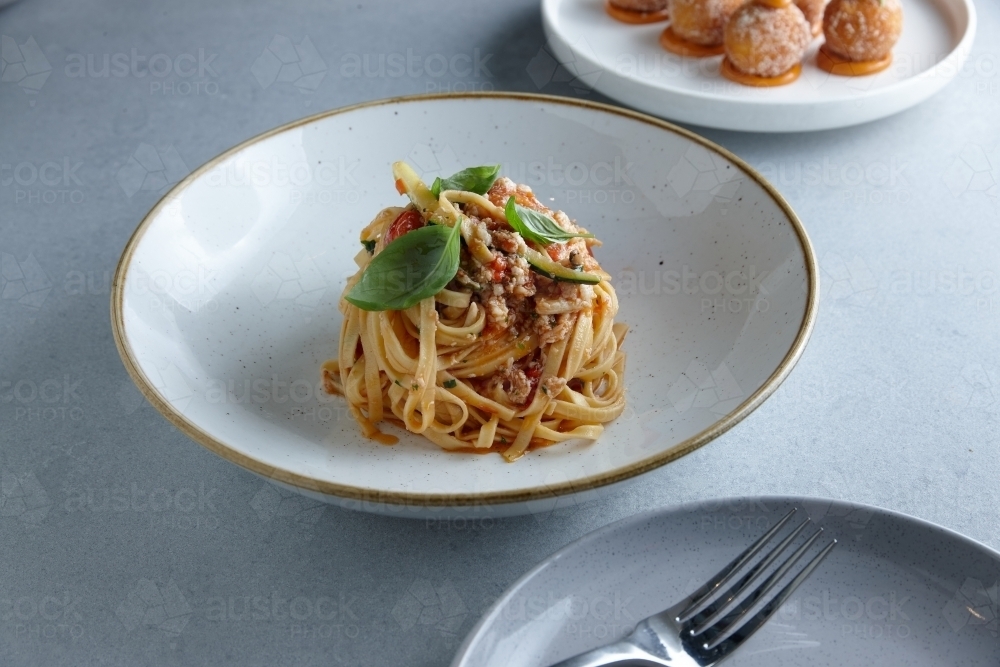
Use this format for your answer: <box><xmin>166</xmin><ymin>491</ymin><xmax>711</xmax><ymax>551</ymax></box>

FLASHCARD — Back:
<box><xmin>361</xmin><ymin>239</ymin><xmax>376</xmax><ymax>254</ymax></box>
<box><xmin>346</xmin><ymin>221</ymin><xmax>461</xmax><ymax>311</ymax></box>
<box><xmin>504</xmin><ymin>197</ymin><xmax>594</xmax><ymax>246</ymax></box>
<box><xmin>430</xmin><ymin>165</ymin><xmax>501</xmax><ymax>198</ymax></box>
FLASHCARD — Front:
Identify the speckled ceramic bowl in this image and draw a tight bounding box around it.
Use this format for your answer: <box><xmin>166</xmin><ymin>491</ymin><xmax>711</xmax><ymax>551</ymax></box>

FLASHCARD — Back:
<box><xmin>453</xmin><ymin>497</ymin><xmax>1000</xmax><ymax>666</ymax></box>
<box><xmin>111</xmin><ymin>93</ymin><xmax>818</xmax><ymax>518</ymax></box>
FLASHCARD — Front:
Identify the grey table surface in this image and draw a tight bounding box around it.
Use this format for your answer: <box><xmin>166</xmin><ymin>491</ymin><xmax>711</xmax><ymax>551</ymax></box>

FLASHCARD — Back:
<box><xmin>1</xmin><ymin>0</ymin><xmax>998</xmax><ymax>664</ymax></box>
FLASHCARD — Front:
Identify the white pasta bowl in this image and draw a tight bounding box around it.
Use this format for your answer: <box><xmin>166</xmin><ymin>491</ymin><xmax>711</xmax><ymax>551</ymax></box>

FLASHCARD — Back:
<box><xmin>543</xmin><ymin>0</ymin><xmax>976</xmax><ymax>132</ymax></box>
<box><xmin>112</xmin><ymin>93</ymin><xmax>818</xmax><ymax>518</ymax></box>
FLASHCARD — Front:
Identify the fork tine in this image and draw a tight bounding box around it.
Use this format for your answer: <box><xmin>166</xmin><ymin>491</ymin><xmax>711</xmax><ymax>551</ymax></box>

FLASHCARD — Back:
<box><xmin>685</xmin><ymin>518</ymin><xmax>811</xmax><ymax>631</ymax></box>
<box><xmin>701</xmin><ymin>538</ymin><xmax>836</xmax><ymax>653</ymax></box>
<box><xmin>677</xmin><ymin>507</ymin><xmax>798</xmax><ymax>621</ymax></box>
<box><xmin>700</xmin><ymin>530</ymin><xmax>833</xmax><ymax>650</ymax></box>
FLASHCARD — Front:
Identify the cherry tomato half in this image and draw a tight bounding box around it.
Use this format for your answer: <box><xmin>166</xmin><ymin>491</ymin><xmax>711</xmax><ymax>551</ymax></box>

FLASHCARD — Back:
<box><xmin>384</xmin><ymin>209</ymin><xmax>424</xmax><ymax>244</ymax></box>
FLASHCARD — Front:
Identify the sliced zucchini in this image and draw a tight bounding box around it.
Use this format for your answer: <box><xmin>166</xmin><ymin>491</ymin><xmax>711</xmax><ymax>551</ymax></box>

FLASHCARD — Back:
<box><xmin>392</xmin><ymin>160</ymin><xmax>461</xmax><ymax>226</ymax></box>
<box><xmin>523</xmin><ymin>248</ymin><xmax>601</xmax><ymax>284</ymax></box>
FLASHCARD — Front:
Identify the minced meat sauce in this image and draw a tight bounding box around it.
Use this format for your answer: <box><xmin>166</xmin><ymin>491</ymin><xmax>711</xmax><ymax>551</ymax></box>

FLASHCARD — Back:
<box><xmin>438</xmin><ymin>178</ymin><xmax>602</xmax><ymax>405</ymax></box>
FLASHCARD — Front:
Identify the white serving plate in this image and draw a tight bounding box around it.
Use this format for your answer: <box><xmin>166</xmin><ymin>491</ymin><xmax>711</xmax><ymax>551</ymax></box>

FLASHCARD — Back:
<box><xmin>542</xmin><ymin>0</ymin><xmax>976</xmax><ymax>132</ymax></box>
<box><xmin>453</xmin><ymin>496</ymin><xmax>1000</xmax><ymax>666</ymax></box>
<box><xmin>112</xmin><ymin>93</ymin><xmax>817</xmax><ymax>518</ymax></box>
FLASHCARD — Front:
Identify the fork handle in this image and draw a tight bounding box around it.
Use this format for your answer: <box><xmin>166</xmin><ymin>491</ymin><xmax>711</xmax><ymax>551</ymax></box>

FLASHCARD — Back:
<box><xmin>545</xmin><ymin>640</ymin><xmax>665</xmax><ymax>667</ymax></box>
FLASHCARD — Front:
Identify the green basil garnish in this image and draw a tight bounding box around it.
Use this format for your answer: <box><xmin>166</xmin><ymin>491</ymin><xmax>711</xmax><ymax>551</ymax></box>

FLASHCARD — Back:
<box><xmin>504</xmin><ymin>197</ymin><xmax>593</xmax><ymax>246</ymax></box>
<box><xmin>430</xmin><ymin>165</ymin><xmax>501</xmax><ymax>198</ymax></box>
<box><xmin>362</xmin><ymin>239</ymin><xmax>376</xmax><ymax>254</ymax></box>
<box><xmin>345</xmin><ymin>221</ymin><xmax>461</xmax><ymax>311</ymax></box>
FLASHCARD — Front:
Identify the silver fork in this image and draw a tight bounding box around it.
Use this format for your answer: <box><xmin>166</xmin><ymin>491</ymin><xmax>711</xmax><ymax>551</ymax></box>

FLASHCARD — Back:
<box><xmin>545</xmin><ymin>508</ymin><xmax>836</xmax><ymax>667</ymax></box>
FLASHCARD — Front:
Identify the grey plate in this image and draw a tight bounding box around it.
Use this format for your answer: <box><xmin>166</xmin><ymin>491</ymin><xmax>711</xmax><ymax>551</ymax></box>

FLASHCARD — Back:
<box><xmin>452</xmin><ymin>497</ymin><xmax>1000</xmax><ymax>666</ymax></box>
